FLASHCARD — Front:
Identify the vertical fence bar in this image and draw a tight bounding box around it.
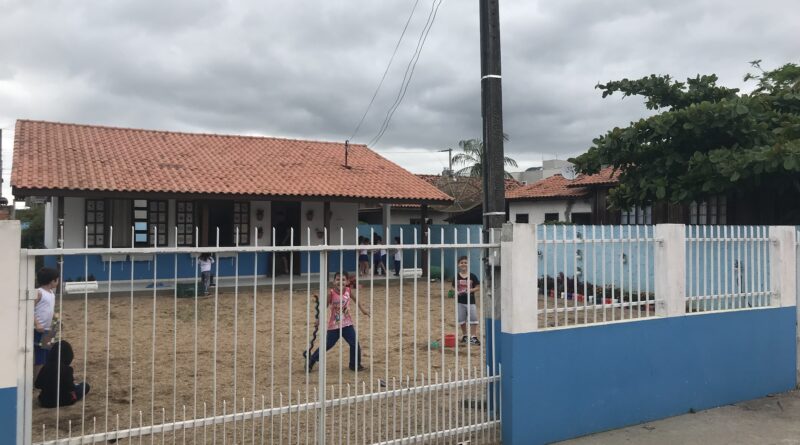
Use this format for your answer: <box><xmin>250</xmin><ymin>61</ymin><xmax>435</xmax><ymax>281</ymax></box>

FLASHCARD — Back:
<box><xmin>655</xmin><ymin>224</ymin><xmax>686</xmax><ymax>317</ymax></box>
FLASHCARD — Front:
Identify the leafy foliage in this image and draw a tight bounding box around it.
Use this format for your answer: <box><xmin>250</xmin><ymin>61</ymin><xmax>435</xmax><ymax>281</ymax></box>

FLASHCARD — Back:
<box><xmin>571</xmin><ymin>62</ymin><xmax>800</xmax><ymax>221</ymax></box>
<box><xmin>17</xmin><ymin>205</ymin><xmax>45</xmax><ymax>249</ymax></box>
<box><xmin>451</xmin><ymin>138</ymin><xmax>518</xmax><ymax>178</ymax></box>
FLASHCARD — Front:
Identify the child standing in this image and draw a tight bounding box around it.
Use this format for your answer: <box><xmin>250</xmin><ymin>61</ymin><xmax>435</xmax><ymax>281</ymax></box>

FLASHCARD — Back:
<box><xmin>392</xmin><ymin>236</ymin><xmax>402</xmax><ymax>276</ymax></box>
<box><xmin>35</xmin><ymin>340</ymin><xmax>90</xmax><ymax>408</ymax></box>
<box><xmin>358</xmin><ymin>237</ymin><xmax>370</xmax><ymax>276</ymax></box>
<box><xmin>198</xmin><ymin>253</ymin><xmax>215</xmax><ymax>295</ymax></box>
<box><xmin>34</xmin><ymin>267</ymin><xmax>59</xmax><ymax>378</ymax></box>
<box><xmin>307</xmin><ymin>273</ymin><xmax>370</xmax><ymax>371</ymax></box>
<box><xmin>453</xmin><ymin>256</ymin><xmax>481</xmax><ymax>345</ymax></box>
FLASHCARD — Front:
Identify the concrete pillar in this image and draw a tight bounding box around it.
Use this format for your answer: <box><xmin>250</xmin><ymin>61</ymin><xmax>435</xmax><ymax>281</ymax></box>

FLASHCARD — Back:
<box><xmin>654</xmin><ymin>224</ymin><xmax>686</xmax><ymax>317</ymax></box>
<box><xmin>769</xmin><ymin>226</ymin><xmax>797</xmax><ymax>308</ymax></box>
<box><xmin>768</xmin><ymin>226</ymin><xmax>798</xmax><ymax>386</ymax></box>
<box><xmin>500</xmin><ymin>222</ymin><xmax>538</xmax><ymax>333</ymax></box>
<box><xmin>381</xmin><ymin>204</ymin><xmax>391</xmax><ymax>241</ymax></box>
<box><xmin>0</xmin><ymin>221</ymin><xmax>25</xmax><ymax>443</ymax></box>
<box><xmin>499</xmin><ymin>222</ymin><xmax>538</xmax><ymax>445</ymax></box>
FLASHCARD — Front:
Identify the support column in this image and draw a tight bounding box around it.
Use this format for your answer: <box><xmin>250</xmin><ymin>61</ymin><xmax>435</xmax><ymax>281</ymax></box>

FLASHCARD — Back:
<box><xmin>0</xmin><ymin>221</ymin><xmax>23</xmax><ymax>443</ymax></box>
<box><xmin>768</xmin><ymin>226</ymin><xmax>798</xmax><ymax>385</ymax></box>
<box><xmin>420</xmin><ymin>204</ymin><xmax>429</xmax><ymax>275</ymax></box>
<box><xmin>654</xmin><ymin>224</ymin><xmax>686</xmax><ymax>317</ymax></box>
<box><xmin>381</xmin><ymin>204</ymin><xmax>391</xmax><ymax>239</ymax></box>
<box><xmin>769</xmin><ymin>226</ymin><xmax>797</xmax><ymax>308</ymax></box>
<box><xmin>499</xmin><ymin>223</ymin><xmax>538</xmax><ymax>445</ymax></box>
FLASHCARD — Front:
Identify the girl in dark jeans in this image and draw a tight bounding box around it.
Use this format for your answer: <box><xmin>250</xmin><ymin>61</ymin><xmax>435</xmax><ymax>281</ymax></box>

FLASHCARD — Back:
<box><xmin>35</xmin><ymin>340</ymin><xmax>90</xmax><ymax>408</ymax></box>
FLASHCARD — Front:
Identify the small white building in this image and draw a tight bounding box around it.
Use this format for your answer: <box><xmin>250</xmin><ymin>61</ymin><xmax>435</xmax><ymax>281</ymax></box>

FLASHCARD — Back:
<box><xmin>506</xmin><ymin>174</ymin><xmax>592</xmax><ymax>224</ymax></box>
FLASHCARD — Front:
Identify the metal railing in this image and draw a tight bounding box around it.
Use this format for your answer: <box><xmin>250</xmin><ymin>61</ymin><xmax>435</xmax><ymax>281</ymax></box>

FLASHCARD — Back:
<box><xmin>686</xmin><ymin>226</ymin><xmax>772</xmax><ymax>312</ymax></box>
<box><xmin>21</xmin><ymin>225</ymin><xmax>501</xmax><ymax>445</ymax></box>
<box><xmin>537</xmin><ymin>225</ymin><xmax>657</xmax><ymax>328</ymax></box>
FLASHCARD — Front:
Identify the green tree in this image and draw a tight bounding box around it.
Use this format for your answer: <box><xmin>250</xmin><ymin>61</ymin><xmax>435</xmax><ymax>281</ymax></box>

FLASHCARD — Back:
<box><xmin>17</xmin><ymin>205</ymin><xmax>45</xmax><ymax>248</ymax></box>
<box><xmin>571</xmin><ymin>61</ymin><xmax>800</xmax><ymax>222</ymax></box>
<box><xmin>451</xmin><ymin>138</ymin><xmax>518</xmax><ymax>178</ymax></box>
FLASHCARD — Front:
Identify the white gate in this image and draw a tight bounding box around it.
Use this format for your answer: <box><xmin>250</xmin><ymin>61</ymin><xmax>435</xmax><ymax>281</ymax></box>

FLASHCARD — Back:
<box><xmin>17</xmin><ymin>226</ymin><xmax>501</xmax><ymax>444</ymax></box>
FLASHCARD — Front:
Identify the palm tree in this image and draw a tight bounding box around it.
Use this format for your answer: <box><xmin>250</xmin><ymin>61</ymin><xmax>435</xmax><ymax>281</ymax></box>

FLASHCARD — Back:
<box><xmin>450</xmin><ymin>138</ymin><xmax>518</xmax><ymax>178</ymax></box>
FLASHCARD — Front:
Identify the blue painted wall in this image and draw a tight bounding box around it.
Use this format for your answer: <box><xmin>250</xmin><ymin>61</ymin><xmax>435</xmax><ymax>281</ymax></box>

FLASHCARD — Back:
<box><xmin>358</xmin><ymin>224</ymin><xmax>483</xmax><ymax>279</ymax></box>
<box><xmin>0</xmin><ymin>386</ymin><xmax>16</xmax><ymax>441</ymax></box>
<box><xmin>500</xmin><ymin>308</ymin><xmax>797</xmax><ymax>445</ymax></box>
<box><xmin>46</xmin><ymin>224</ymin><xmax>483</xmax><ymax>282</ymax></box>
<box><xmin>49</xmin><ymin>253</ymin><xmax>273</xmax><ymax>282</ymax></box>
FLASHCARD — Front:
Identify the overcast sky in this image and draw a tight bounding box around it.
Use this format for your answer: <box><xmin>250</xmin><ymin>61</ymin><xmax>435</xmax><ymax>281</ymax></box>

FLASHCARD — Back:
<box><xmin>1</xmin><ymin>0</ymin><xmax>798</xmax><ymax>201</ymax></box>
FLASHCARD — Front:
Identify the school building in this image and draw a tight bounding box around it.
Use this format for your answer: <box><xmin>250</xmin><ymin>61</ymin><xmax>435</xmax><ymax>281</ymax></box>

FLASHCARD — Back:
<box><xmin>10</xmin><ymin>119</ymin><xmax>451</xmax><ymax>283</ymax></box>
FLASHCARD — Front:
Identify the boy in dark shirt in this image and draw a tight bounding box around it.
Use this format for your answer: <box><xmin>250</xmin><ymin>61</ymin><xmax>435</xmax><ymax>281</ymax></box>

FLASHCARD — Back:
<box><xmin>453</xmin><ymin>256</ymin><xmax>481</xmax><ymax>345</ymax></box>
<box><xmin>35</xmin><ymin>340</ymin><xmax>90</xmax><ymax>408</ymax></box>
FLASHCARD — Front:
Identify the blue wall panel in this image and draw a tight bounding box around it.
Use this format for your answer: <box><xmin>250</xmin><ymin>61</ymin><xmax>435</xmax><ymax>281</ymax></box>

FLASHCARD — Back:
<box><xmin>0</xmin><ymin>386</ymin><xmax>16</xmax><ymax>441</ymax></box>
<box><xmin>501</xmin><ymin>308</ymin><xmax>797</xmax><ymax>445</ymax></box>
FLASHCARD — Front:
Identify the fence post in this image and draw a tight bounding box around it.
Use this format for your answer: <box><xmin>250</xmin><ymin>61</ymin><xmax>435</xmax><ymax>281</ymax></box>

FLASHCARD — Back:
<box><xmin>768</xmin><ymin>226</ymin><xmax>798</xmax><ymax>386</ymax></box>
<box><xmin>654</xmin><ymin>224</ymin><xmax>686</xmax><ymax>317</ymax></box>
<box><xmin>500</xmin><ymin>223</ymin><xmax>538</xmax><ymax>445</ymax></box>
<box><xmin>769</xmin><ymin>226</ymin><xmax>797</xmax><ymax>308</ymax></box>
<box><xmin>500</xmin><ymin>223</ymin><xmax>538</xmax><ymax>333</ymax></box>
<box><xmin>0</xmin><ymin>221</ymin><xmax>23</xmax><ymax>443</ymax></box>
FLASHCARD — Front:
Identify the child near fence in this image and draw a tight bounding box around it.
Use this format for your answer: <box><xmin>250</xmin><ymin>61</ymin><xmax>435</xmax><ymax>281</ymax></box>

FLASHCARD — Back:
<box><xmin>33</xmin><ymin>267</ymin><xmax>59</xmax><ymax>378</ymax></box>
<box><xmin>35</xmin><ymin>340</ymin><xmax>90</xmax><ymax>408</ymax></box>
<box><xmin>198</xmin><ymin>253</ymin><xmax>215</xmax><ymax>295</ymax></box>
<box><xmin>306</xmin><ymin>272</ymin><xmax>370</xmax><ymax>371</ymax></box>
<box><xmin>453</xmin><ymin>256</ymin><xmax>481</xmax><ymax>345</ymax></box>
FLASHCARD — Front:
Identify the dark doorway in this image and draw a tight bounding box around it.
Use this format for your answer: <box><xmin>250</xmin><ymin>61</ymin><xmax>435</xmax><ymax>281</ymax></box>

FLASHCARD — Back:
<box><xmin>271</xmin><ymin>201</ymin><xmax>301</xmax><ymax>275</ymax></box>
<box><xmin>571</xmin><ymin>212</ymin><xmax>592</xmax><ymax>225</ymax></box>
<box><xmin>208</xmin><ymin>201</ymin><xmax>234</xmax><ymax>246</ymax></box>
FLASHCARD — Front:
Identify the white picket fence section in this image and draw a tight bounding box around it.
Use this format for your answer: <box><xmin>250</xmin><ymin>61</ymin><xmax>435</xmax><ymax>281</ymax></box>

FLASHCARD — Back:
<box><xmin>686</xmin><ymin>226</ymin><xmax>773</xmax><ymax>312</ymax></box>
<box><xmin>537</xmin><ymin>225</ymin><xmax>657</xmax><ymax>328</ymax></box>
<box><xmin>18</xmin><ymin>226</ymin><xmax>501</xmax><ymax>445</ymax></box>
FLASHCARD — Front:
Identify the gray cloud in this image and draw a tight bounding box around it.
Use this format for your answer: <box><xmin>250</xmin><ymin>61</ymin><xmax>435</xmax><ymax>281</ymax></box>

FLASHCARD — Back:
<box><xmin>1</xmin><ymin>0</ymin><xmax>798</xmax><ymax>200</ymax></box>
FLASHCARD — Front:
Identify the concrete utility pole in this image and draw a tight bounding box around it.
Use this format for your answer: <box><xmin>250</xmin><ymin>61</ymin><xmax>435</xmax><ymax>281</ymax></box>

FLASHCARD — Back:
<box><xmin>479</xmin><ymin>0</ymin><xmax>505</xmax><ymax>292</ymax></box>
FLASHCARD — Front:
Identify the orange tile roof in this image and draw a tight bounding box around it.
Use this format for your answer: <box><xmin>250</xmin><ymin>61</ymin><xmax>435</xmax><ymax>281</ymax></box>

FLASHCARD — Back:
<box><xmin>506</xmin><ymin>174</ymin><xmax>589</xmax><ymax>200</ymax></box>
<box><xmin>567</xmin><ymin>166</ymin><xmax>619</xmax><ymax>187</ymax></box>
<box><xmin>11</xmin><ymin>120</ymin><xmax>452</xmax><ymax>204</ymax></box>
<box><xmin>393</xmin><ymin>174</ymin><xmax>523</xmax><ymax>210</ymax></box>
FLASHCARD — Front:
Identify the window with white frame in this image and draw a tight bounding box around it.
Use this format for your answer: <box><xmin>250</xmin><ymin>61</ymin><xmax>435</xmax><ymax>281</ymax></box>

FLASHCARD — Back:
<box><xmin>176</xmin><ymin>201</ymin><xmax>196</xmax><ymax>246</ymax></box>
<box><xmin>620</xmin><ymin>205</ymin><xmax>652</xmax><ymax>225</ymax></box>
<box><xmin>133</xmin><ymin>199</ymin><xmax>167</xmax><ymax>246</ymax></box>
<box><xmin>690</xmin><ymin>196</ymin><xmax>727</xmax><ymax>225</ymax></box>
<box><xmin>233</xmin><ymin>202</ymin><xmax>250</xmax><ymax>245</ymax></box>
<box><xmin>85</xmin><ymin>199</ymin><xmax>106</xmax><ymax>247</ymax></box>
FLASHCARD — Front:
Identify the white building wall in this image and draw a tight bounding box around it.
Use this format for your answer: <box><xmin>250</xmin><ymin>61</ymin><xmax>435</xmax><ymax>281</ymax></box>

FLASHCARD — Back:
<box><xmin>300</xmin><ymin>201</ymin><xmax>358</xmax><ymax>246</ymax></box>
<box><xmin>509</xmin><ymin>199</ymin><xmax>592</xmax><ymax>224</ymax></box>
<box><xmin>250</xmin><ymin>201</ymin><xmax>271</xmax><ymax>245</ymax></box>
<box><xmin>63</xmin><ymin>197</ymin><xmax>85</xmax><ymax>248</ymax></box>
<box><xmin>44</xmin><ymin>200</ymin><xmax>56</xmax><ymax>248</ymax></box>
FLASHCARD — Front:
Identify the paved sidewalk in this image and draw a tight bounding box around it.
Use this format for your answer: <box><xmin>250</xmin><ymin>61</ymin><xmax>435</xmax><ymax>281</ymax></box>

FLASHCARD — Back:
<box><xmin>558</xmin><ymin>390</ymin><xmax>800</xmax><ymax>445</ymax></box>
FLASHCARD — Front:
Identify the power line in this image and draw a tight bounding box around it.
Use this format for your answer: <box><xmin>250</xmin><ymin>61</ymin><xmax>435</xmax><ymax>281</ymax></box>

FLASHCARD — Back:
<box><xmin>368</xmin><ymin>0</ymin><xmax>444</xmax><ymax>148</ymax></box>
<box><xmin>349</xmin><ymin>0</ymin><xmax>421</xmax><ymax>142</ymax></box>
<box><xmin>369</xmin><ymin>0</ymin><xmax>442</xmax><ymax>147</ymax></box>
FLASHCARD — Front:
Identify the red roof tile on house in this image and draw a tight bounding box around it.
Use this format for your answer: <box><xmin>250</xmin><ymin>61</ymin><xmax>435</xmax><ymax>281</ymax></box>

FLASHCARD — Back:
<box><xmin>506</xmin><ymin>174</ymin><xmax>589</xmax><ymax>200</ymax></box>
<box><xmin>392</xmin><ymin>174</ymin><xmax>523</xmax><ymax>209</ymax></box>
<box><xmin>11</xmin><ymin>120</ymin><xmax>452</xmax><ymax>203</ymax></box>
<box><xmin>567</xmin><ymin>166</ymin><xmax>619</xmax><ymax>187</ymax></box>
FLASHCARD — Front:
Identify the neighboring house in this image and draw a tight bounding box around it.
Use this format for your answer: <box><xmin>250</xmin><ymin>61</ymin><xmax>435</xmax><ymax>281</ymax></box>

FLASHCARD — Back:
<box><xmin>11</xmin><ymin>120</ymin><xmax>451</xmax><ymax>281</ymax></box>
<box><xmin>360</xmin><ymin>174</ymin><xmax>523</xmax><ymax>225</ymax></box>
<box><xmin>506</xmin><ymin>174</ymin><xmax>593</xmax><ymax>224</ymax></box>
<box><xmin>567</xmin><ymin>167</ymin><xmax>735</xmax><ymax>225</ymax></box>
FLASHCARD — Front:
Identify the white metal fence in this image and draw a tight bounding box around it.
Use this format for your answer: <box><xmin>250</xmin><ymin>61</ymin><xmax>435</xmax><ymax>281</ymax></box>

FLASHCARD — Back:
<box><xmin>536</xmin><ymin>225</ymin><xmax>658</xmax><ymax>328</ymax></box>
<box><xmin>19</xmin><ymin>226</ymin><xmax>501</xmax><ymax>445</ymax></box>
<box><xmin>686</xmin><ymin>226</ymin><xmax>773</xmax><ymax>312</ymax></box>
